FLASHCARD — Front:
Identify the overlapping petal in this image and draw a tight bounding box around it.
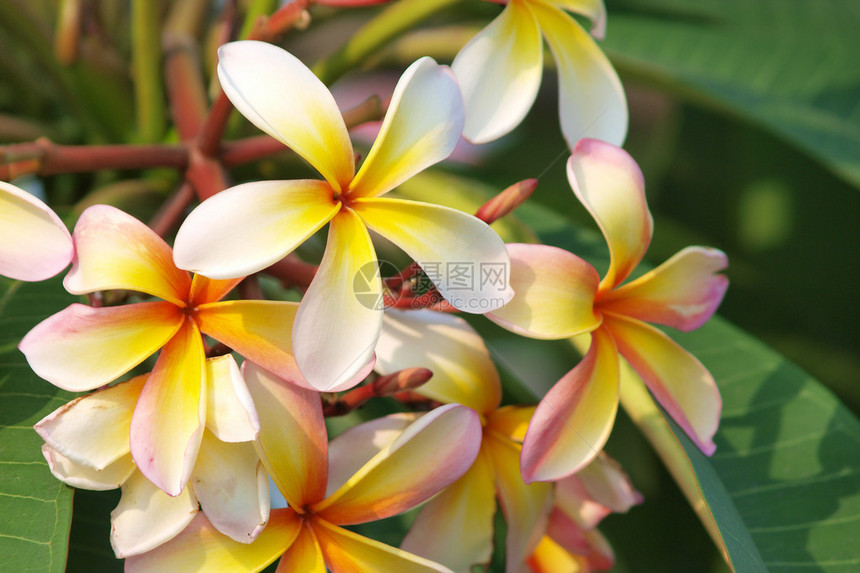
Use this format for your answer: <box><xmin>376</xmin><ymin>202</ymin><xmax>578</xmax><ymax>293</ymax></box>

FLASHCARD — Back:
<box><xmin>549</xmin><ymin>0</ymin><xmax>607</xmax><ymax>37</ymax></box>
<box><xmin>348</xmin><ymin>57</ymin><xmax>464</xmax><ymax>199</ymax></box>
<box><xmin>313</xmin><ymin>404</ymin><xmax>481</xmax><ymax>525</ymax></box>
<box><xmin>293</xmin><ymin>209</ymin><xmax>381</xmax><ymax>391</ymax></box>
<box><xmin>125</xmin><ymin>509</ymin><xmax>302</xmax><ymax>573</ymax></box>
<box><xmin>130</xmin><ymin>320</ymin><xmax>206</xmax><ymax>496</ymax></box>
<box><xmin>204</xmin><ymin>355</ymin><xmax>259</xmax><ymax>443</ymax></box>
<box><xmin>65</xmin><ymin>204</ymin><xmax>190</xmax><ymax>305</ymax></box>
<box><xmin>527</xmin><ymin>535</ymin><xmax>589</xmax><ymax>573</ymax></box>
<box><xmin>354</xmin><ymin>198</ymin><xmax>512</xmax><ymax>312</ymax></box>
<box><xmin>521</xmin><ymin>328</ymin><xmax>619</xmax><ymax>482</ymax></box>
<box><xmin>598</xmin><ymin>246</ymin><xmax>729</xmax><ymax>331</ymax></box>
<box><xmin>0</xmin><ymin>181</ymin><xmax>73</xmax><ymax>282</ymax></box>
<box><xmin>603</xmin><ymin>314</ymin><xmax>721</xmax><ymax>455</ymax></box>
<box><xmin>486</xmin><ymin>405</ymin><xmax>536</xmax><ymax>444</ymax></box>
<box><xmin>487</xmin><ymin>243</ymin><xmax>600</xmax><ymax>339</ymax></box>
<box><xmin>450</xmin><ymin>0</ymin><xmax>542</xmax><ymax>144</ymax></box>
<box><xmin>567</xmin><ymin>140</ymin><xmax>651</xmax><ymax>291</ymax></box>
<box><xmin>42</xmin><ymin>445</ymin><xmax>135</xmax><ymax>490</ymax></box>
<box><xmin>532</xmin><ymin>2</ymin><xmax>627</xmax><ymax>147</ymax></box>
<box><xmin>19</xmin><ymin>301</ymin><xmax>183</xmax><ymax>391</ymax></box>
<box><xmin>242</xmin><ymin>361</ymin><xmax>328</xmax><ymax>509</ymax></box>
<box><xmin>188</xmin><ymin>274</ymin><xmax>243</xmax><ymax>307</ymax></box>
<box><xmin>217</xmin><ymin>41</ymin><xmax>354</xmax><ymax>191</ymax></box>
<box><xmin>174</xmin><ymin>180</ymin><xmax>340</xmax><ymax>279</ymax></box>
<box><xmin>401</xmin><ymin>449</ymin><xmax>496</xmax><ymax>573</ymax></box>
<box><xmin>555</xmin><ymin>453</ymin><xmax>642</xmax><ymax>530</ymax></box>
<box><xmin>277</xmin><ymin>524</ymin><xmax>326</xmax><ymax>573</ymax></box>
<box><xmin>377</xmin><ymin>309</ymin><xmax>501</xmax><ymax>413</ymax></box>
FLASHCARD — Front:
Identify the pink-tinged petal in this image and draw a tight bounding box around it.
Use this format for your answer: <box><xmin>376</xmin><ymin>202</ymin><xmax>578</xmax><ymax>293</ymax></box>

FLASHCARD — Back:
<box><xmin>547</xmin><ymin>511</ymin><xmax>614</xmax><ymax>571</ymax></box>
<box><xmin>19</xmin><ymin>302</ymin><xmax>183</xmax><ymax>392</ymax></box>
<box><xmin>451</xmin><ymin>0</ymin><xmax>542</xmax><ymax>144</ymax></box>
<box><xmin>487</xmin><ymin>243</ymin><xmax>600</xmax><ymax>339</ymax></box>
<box><xmin>354</xmin><ymin>198</ymin><xmax>513</xmax><ymax>313</ymax></box>
<box><xmin>293</xmin><ymin>209</ymin><xmax>381</xmax><ymax>391</ymax></box>
<box><xmin>311</xmin><ymin>519</ymin><xmax>454</xmax><ymax>573</ymax></box>
<box><xmin>217</xmin><ymin>41</ymin><xmax>354</xmax><ymax>191</ymax></box>
<box><xmin>64</xmin><ymin>205</ymin><xmax>190</xmax><ymax>305</ymax></box>
<box><xmin>349</xmin><ymin>57</ymin><xmax>464</xmax><ymax>199</ymax></box>
<box><xmin>485</xmin><ymin>434</ymin><xmax>554</xmax><ymax>572</ymax></box>
<box><xmin>530</xmin><ymin>2</ymin><xmax>626</xmax><ymax>147</ymax></box>
<box><xmin>521</xmin><ymin>328</ymin><xmax>619</xmax><ymax>483</ymax></box>
<box><xmin>603</xmin><ymin>314</ymin><xmax>721</xmax><ymax>455</ymax></box>
<box><xmin>559</xmin><ymin>453</ymin><xmax>643</xmax><ymax>523</ymax></box>
<box><xmin>554</xmin><ymin>476</ymin><xmax>608</xmax><ymax>530</ymax></box>
<box><xmin>110</xmin><ymin>470</ymin><xmax>198</xmax><ymax>558</ymax></box>
<box><xmin>189</xmin><ymin>274</ymin><xmax>243</xmax><ymax>306</ymax></box>
<box><xmin>314</xmin><ymin>404</ymin><xmax>481</xmax><ymax>524</ymax></box>
<box><xmin>377</xmin><ymin>309</ymin><xmax>501</xmax><ymax>413</ymax></box>
<box><xmin>549</xmin><ymin>0</ymin><xmax>607</xmax><ymax>38</ymax></box>
<box><xmin>527</xmin><ymin>535</ymin><xmax>589</xmax><ymax>573</ymax></box>
<box><xmin>42</xmin><ymin>445</ymin><xmax>134</xmax><ymax>490</ymax></box>
<box><xmin>401</xmin><ymin>448</ymin><xmax>496</xmax><ymax>572</ymax></box>
<box><xmin>196</xmin><ymin>300</ymin><xmax>300</xmax><ymax>384</ymax></box>
<box><xmin>191</xmin><ymin>432</ymin><xmax>269</xmax><ymax>544</ymax></box>
<box><xmin>205</xmin><ymin>355</ymin><xmax>259</xmax><ymax>443</ymax></box>
<box><xmin>130</xmin><ymin>321</ymin><xmax>206</xmax><ymax>496</ymax></box>
<box><xmin>35</xmin><ymin>375</ymin><xmax>145</xmax><ymax>469</ymax></box>
<box><xmin>275</xmin><ymin>523</ymin><xmax>326</xmax><ymax>573</ymax></box>
<box><xmin>242</xmin><ymin>361</ymin><xmax>328</xmax><ymax>509</ymax></box>
<box><xmin>174</xmin><ymin>179</ymin><xmax>340</xmax><ymax>279</ymax></box>
<box><xmin>486</xmin><ymin>405</ymin><xmax>536</xmax><ymax>444</ymax></box>
<box><xmin>326</xmin><ymin>413</ymin><xmax>419</xmax><ymax>496</ymax></box>
<box><xmin>0</xmin><ymin>181</ymin><xmax>73</xmax><ymax>281</ymax></box>
<box><xmin>598</xmin><ymin>246</ymin><xmax>729</xmax><ymax>332</ymax></box>
<box><xmin>125</xmin><ymin>509</ymin><xmax>301</xmax><ymax>573</ymax></box>
<box><xmin>567</xmin><ymin>140</ymin><xmax>651</xmax><ymax>291</ymax></box>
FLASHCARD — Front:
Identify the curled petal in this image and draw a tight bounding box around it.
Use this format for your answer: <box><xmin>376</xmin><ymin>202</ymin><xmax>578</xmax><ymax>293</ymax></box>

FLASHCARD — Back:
<box><xmin>293</xmin><ymin>209</ymin><xmax>381</xmax><ymax>391</ymax></box>
<box><xmin>42</xmin><ymin>445</ymin><xmax>134</xmax><ymax>490</ymax></box>
<box><xmin>521</xmin><ymin>328</ymin><xmax>619</xmax><ymax>483</ymax></box>
<box><xmin>205</xmin><ymin>355</ymin><xmax>259</xmax><ymax>443</ymax></box>
<box><xmin>191</xmin><ymin>433</ymin><xmax>269</xmax><ymax>544</ymax></box>
<box><xmin>377</xmin><ymin>309</ymin><xmax>501</xmax><ymax>413</ymax></box>
<box><xmin>567</xmin><ymin>140</ymin><xmax>651</xmax><ymax>291</ymax></box>
<box><xmin>311</xmin><ymin>519</ymin><xmax>454</xmax><ymax>573</ymax></box>
<box><xmin>19</xmin><ymin>302</ymin><xmax>183</xmax><ymax>392</ymax></box>
<box><xmin>531</xmin><ymin>2</ymin><xmax>626</xmax><ymax>147</ymax></box>
<box><xmin>450</xmin><ymin>0</ymin><xmax>542</xmax><ymax>144</ymax></box>
<box><xmin>0</xmin><ymin>181</ymin><xmax>73</xmax><ymax>281</ymax></box>
<box><xmin>217</xmin><ymin>41</ymin><xmax>354</xmax><ymax>191</ymax></box>
<box><xmin>130</xmin><ymin>321</ymin><xmax>206</xmax><ymax>496</ymax></box>
<box><xmin>125</xmin><ymin>509</ymin><xmax>302</xmax><ymax>573</ymax></box>
<box><xmin>487</xmin><ymin>243</ymin><xmax>600</xmax><ymax>339</ymax></box>
<box><xmin>349</xmin><ymin>57</ymin><xmax>464</xmax><ymax>199</ymax></box>
<box><xmin>65</xmin><ymin>204</ymin><xmax>190</xmax><ymax>305</ymax></box>
<box><xmin>110</xmin><ymin>470</ymin><xmax>198</xmax><ymax>558</ymax></box>
<box><xmin>174</xmin><ymin>180</ymin><xmax>340</xmax><ymax>279</ymax></box>
<box><xmin>354</xmin><ymin>198</ymin><xmax>512</xmax><ymax>312</ymax></box>
<box><xmin>242</xmin><ymin>362</ymin><xmax>328</xmax><ymax>509</ymax></box>
<box><xmin>35</xmin><ymin>375</ymin><xmax>145</xmax><ymax>469</ymax></box>
<box><xmin>603</xmin><ymin>315</ymin><xmax>721</xmax><ymax>455</ymax></box>
<box><xmin>401</xmin><ymin>450</ymin><xmax>496</xmax><ymax>572</ymax></box>
<box><xmin>314</xmin><ymin>404</ymin><xmax>481</xmax><ymax>524</ymax></box>
<box><xmin>555</xmin><ymin>453</ymin><xmax>642</xmax><ymax>530</ymax></box>
<box><xmin>598</xmin><ymin>246</ymin><xmax>729</xmax><ymax>331</ymax></box>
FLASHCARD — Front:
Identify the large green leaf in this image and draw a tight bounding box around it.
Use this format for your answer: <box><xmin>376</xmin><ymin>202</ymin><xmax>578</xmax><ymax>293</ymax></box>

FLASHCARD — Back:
<box><xmin>603</xmin><ymin>0</ymin><xmax>860</xmax><ymax>187</ymax></box>
<box><xmin>0</xmin><ymin>277</ymin><xmax>77</xmax><ymax>572</ymax></box>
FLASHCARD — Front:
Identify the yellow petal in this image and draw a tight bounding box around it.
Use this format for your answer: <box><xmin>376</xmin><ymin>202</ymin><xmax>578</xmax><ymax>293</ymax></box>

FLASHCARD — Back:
<box><xmin>189</xmin><ymin>274</ymin><xmax>243</xmax><ymax>306</ymax></box>
<box><xmin>275</xmin><ymin>523</ymin><xmax>326</xmax><ymax>573</ymax></box>
<box><xmin>548</xmin><ymin>0</ymin><xmax>607</xmax><ymax>37</ymax></box>
<box><xmin>527</xmin><ymin>535</ymin><xmax>589</xmax><ymax>573</ymax></box>
<box><xmin>349</xmin><ymin>57</ymin><xmax>463</xmax><ymax>199</ymax></box>
<box><xmin>486</xmin><ymin>404</ymin><xmax>537</xmax><ymax>444</ymax></box>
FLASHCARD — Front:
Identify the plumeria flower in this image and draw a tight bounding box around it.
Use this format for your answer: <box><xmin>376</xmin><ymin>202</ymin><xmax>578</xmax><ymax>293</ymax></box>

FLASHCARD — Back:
<box><xmin>173</xmin><ymin>41</ymin><xmax>512</xmax><ymax>391</ymax></box>
<box><xmin>452</xmin><ymin>0</ymin><xmax>626</xmax><ymax>147</ymax></box>
<box><xmin>36</xmin><ymin>356</ymin><xmax>269</xmax><ymax>557</ymax></box>
<box><xmin>19</xmin><ymin>204</ymin><xmax>308</xmax><ymax>496</ymax></box>
<box><xmin>375</xmin><ymin>309</ymin><xmax>553</xmax><ymax>572</ymax></box>
<box><xmin>0</xmin><ymin>180</ymin><xmax>73</xmax><ymax>281</ymax></box>
<box><xmin>489</xmin><ymin>139</ymin><xmax>728</xmax><ymax>482</ymax></box>
<box><xmin>125</xmin><ymin>361</ymin><xmax>482</xmax><ymax>572</ymax></box>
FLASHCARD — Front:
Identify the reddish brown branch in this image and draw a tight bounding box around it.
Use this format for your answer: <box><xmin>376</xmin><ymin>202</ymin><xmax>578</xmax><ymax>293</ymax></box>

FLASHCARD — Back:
<box><xmin>149</xmin><ymin>183</ymin><xmax>196</xmax><ymax>237</ymax></box>
<box><xmin>323</xmin><ymin>367</ymin><xmax>432</xmax><ymax>416</ymax></box>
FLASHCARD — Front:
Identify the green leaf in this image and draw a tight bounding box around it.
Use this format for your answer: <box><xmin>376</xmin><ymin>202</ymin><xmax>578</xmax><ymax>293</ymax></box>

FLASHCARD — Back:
<box><xmin>604</xmin><ymin>0</ymin><xmax>860</xmax><ymax>187</ymax></box>
<box><xmin>0</xmin><ymin>277</ymin><xmax>77</xmax><ymax>572</ymax></box>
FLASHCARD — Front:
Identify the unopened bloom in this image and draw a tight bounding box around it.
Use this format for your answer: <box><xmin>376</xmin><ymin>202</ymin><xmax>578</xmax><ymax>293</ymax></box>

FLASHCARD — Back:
<box><xmin>490</xmin><ymin>139</ymin><xmax>728</xmax><ymax>482</ymax></box>
<box><xmin>173</xmin><ymin>41</ymin><xmax>511</xmax><ymax>392</ymax></box>
<box><xmin>20</xmin><ymin>205</ymin><xmax>304</xmax><ymax>495</ymax></box>
<box><xmin>126</xmin><ymin>361</ymin><xmax>482</xmax><ymax>573</ymax></box>
<box><xmin>36</xmin><ymin>356</ymin><xmax>268</xmax><ymax>557</ymax></box>
<box><xmin>452</xmin><ymin>0</ymin><xmax>626</xmax><ymax>146</ymax></box>
<box><xmin>0</xmin><ymin>180</ymin><xmax>73</xmax><ymax>281</ymax></box>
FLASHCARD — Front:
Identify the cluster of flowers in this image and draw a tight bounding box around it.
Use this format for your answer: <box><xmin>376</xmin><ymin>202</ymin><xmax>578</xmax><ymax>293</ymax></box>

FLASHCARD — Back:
<box><xmin>1</xmin><ymin>1</ymin><xmax>727</xmax><ymax>571</ymax></box>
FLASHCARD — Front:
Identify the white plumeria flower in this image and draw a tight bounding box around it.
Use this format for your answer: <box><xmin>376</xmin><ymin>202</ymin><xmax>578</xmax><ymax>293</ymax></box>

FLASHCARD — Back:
<box><xmin>173</xmin><ymin>41</ymin><xmax>512</xmax><ymax>392</ymax></box>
